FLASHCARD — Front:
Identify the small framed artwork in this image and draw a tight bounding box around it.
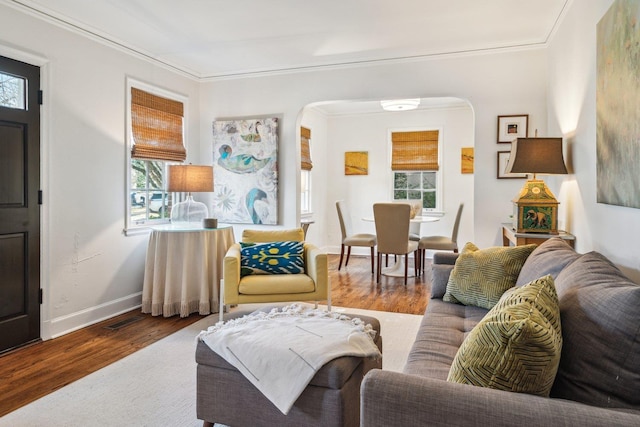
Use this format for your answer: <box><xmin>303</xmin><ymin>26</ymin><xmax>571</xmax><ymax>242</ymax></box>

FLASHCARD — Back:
<box><xmin>344</xmin><ymin>151</ymin><xmax>368</xmax><ymax>175</ymax></box>
<box><xmin>461</xmin><ymin>147</ymin><xmax>474</xmax><ymax>174</ymax></box>
<box><xmin>497</xmin><ymin>114</ymin><xmax>528</xmax><ymax>143</ymax></box>
<box><xmin>497</xmin><ymin>151</ymin><xmax>528</xmax><ymax>179</ymax></box>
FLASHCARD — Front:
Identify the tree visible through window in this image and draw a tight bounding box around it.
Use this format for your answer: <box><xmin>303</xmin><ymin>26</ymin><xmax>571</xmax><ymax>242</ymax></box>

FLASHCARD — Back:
<box><xmin>393</xmin><ymin>171</ymin><xmax>437</xmax><ymax>209</ymax></box>
<box><xmin>130</xmin><ymin>160</ymin><xmax>170</xmax><ymax>223</ymax></box>
<box><xmin>0</xmin><ymin>71</ymin><xmax>25</xmax><ymax>109</ymax></box>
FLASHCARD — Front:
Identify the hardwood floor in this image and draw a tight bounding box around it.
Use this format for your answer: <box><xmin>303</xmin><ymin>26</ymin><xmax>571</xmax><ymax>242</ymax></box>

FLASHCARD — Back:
<box><xmin>0</xmin><ymin>254</ymin><xmax>430</xmax><ymax>417</ymax></box>
<box><xmin>330</xmin><ymin>254</ymin><xmax>430</xmax><ymax>315</ymax></box>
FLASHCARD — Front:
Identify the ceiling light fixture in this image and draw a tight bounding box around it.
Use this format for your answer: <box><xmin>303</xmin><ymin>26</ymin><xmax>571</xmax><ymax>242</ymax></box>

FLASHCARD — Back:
<box><xmin>380</xmin><ymin>98</ymin><xmax>421</xmax><ymax>112</ymax></box>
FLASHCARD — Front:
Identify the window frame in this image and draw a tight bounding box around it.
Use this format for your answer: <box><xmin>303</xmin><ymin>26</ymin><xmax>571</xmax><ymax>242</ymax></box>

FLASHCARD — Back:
<box><xmin>300</xmin><ymin>126</ymin><xmax>313</xmax><ymax>216</ymax></box>
<box><xmin>124</xmin><ymin>78</ymin><xmax>188</xmax><ymax>235</ymax></box>
<box><xmin>388</xmin><ymin>127</ymin><xmax>444</xmax><ymax>213</ymax></box>
<box><xmin>300</xmin><ymin>169</ymin><xmax>312</xmax><ymax>214</ymax></box>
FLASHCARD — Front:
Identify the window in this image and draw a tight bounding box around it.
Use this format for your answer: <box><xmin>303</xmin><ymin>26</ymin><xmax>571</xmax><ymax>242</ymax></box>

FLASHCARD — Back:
<box><xmin>130</xmin><ymin>159</ymin><xmax>170</xmax><ymax>223</ymax></box>
<box><xmin>301</xmin><ymin>170</ymin><xmax>311</xmax><ymax>213</ymax></box>
<box><xmin>0</xmin><ymin>71</ymin><xmax>26</xmax><ymax>109</ymax></box>
<box><xmin>391</xmin><ymin>129</ymin><xmax>442</xmax><ymax>211</ymax></box>
<box><xmin>300</xmin><ymin>127</ymin><xmax>313</xmax><ymax>214</ymax></box>
<box><xmin>393</xmin><ymin>171</ymin><xmax>438</xmax><ymax>208</ymax></box>
<box><xmin>126</xmin><ymin>79</ymin><xmax>187</xmax><ymax>232</ymax></box>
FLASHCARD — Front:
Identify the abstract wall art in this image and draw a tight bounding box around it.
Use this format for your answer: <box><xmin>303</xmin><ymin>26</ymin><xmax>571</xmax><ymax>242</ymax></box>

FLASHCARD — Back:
<box><xmin>461</xmin><ymin>147</ymin><xmax>474</xmax><ymax>174</ymax></box>
<box><xmin>344</xmin><ymin>151</ymin><xmax>368</xmax><ymax>175</ymax></box>
<box><xmin>212</xmin><ymin>117</ymin><xmax>279</xmax><ymax>224</ymax></box>
<box><xmin>597</xmin><ymin>0</ymin><xmax>640</xmax><ymax>208</ymax></box>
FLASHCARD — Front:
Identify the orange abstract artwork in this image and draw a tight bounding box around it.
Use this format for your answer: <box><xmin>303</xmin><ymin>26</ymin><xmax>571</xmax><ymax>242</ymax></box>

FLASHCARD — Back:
<box><xmin>345</xmin><ymin>151</ymin><xmax>368</xmax><ymax>175</ymax></box>
<box><xmin>461</xmin><ymin>147</ymin><xmax>474</xmax><ymax>174</ymax></box>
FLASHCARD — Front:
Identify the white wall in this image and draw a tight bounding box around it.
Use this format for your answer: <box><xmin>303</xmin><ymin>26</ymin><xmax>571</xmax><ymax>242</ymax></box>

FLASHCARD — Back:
<box><xmin>548</xmin><ymin>0</ymin><xmax>640</xmax><ymax>282</ymax></box>
<box><xmin>308</xmin><ymin>104</ymin><xmax>474</xmax><ymax>256</ymax></box>
<box><xmin>199</xmin><ymin>50</ymin><xmax>549</xmax><ymax>252</ymax></box>
<box><xmin>0</xmin><ymin>4</ymin><xmax>200</xmax><ymax>338</ymax></box>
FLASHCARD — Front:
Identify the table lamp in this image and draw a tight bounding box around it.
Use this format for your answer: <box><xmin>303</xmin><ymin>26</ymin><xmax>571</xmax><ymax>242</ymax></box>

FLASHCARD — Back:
<box><xmin>505</xmin><ymin>137</ymin><xmax>568</xmax><ymax>234</ymax></box>
<box><xmin>168</xmin><ymin>164</ymin><xmax>214</xmax><ymax>224</ymax></box>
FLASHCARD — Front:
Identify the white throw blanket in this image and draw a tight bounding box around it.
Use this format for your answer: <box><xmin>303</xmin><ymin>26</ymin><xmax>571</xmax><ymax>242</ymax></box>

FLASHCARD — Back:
<box><xmin>198</xmin><ymin>304</ymin><xmax>381</xmax><ymax>414</ymax></box>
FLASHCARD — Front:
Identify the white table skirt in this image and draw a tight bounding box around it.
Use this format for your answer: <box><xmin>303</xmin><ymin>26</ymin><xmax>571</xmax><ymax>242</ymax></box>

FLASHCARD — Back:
<box><xmin>142</xmin><ymin>225</ymin><xmax>235</xmax><ymax>317</ymax></box>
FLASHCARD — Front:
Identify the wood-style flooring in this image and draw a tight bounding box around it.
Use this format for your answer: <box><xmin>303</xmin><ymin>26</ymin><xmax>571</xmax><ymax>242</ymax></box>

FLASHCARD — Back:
<box><xmin>0</xmin><ymin>254</ymin><xmax>430</xmax><ymax>417</ymax></box>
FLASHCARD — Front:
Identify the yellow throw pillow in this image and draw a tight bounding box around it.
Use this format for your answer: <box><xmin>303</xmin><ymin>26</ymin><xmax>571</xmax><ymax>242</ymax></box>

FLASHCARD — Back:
<box><xmin>443</xmin><ymin>242</ymin><xmax>536</xmax><ymax>309</ymax></box>
<box><xmin>447</xmin><ymin>275</ymin><xmax>562</xmax><ymax>397</ymax></box>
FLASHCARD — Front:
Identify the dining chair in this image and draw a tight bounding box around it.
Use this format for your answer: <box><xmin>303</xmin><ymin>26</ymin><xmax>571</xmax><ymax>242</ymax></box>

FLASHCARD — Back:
<box><xmin>418</xmin><ymin>203</ymin><xmax>464</xmax><ymax>272</ymax></box>
<box><xmin>373</xmin><ymin>203</ymin><xmax>419</xmax><ymax>285</ymax></box>
<box><xmin>336</xmin><ymin>200</ymin><xmax>377</xmax><ymax>274</ymax></box>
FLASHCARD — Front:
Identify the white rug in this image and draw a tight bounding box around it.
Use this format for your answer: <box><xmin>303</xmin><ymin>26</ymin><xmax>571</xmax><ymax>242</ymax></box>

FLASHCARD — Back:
<box><xmin>0</xmin><ymin>304</ymin><xmax>422</xmax><ymax>427</ymax></box>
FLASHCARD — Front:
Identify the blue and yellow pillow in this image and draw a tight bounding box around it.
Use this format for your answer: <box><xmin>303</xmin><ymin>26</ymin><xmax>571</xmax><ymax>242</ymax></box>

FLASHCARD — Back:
<box><xmin>240</xmin><ymin>241</ymin><xmax>305</xmax><ymax>277</ymax></box>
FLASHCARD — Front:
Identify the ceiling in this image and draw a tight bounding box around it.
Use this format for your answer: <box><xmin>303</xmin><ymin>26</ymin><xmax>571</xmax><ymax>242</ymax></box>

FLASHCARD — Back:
<box><xmin>8</xmin><ymin>0</ymin><xmax>569</xmax><ymax>80</ymax></box>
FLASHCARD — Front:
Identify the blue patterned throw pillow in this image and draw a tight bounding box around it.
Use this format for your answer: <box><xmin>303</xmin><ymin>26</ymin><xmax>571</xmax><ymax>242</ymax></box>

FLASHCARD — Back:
<box><xmin>240</xmin><ymin>241</ymin><xmax>305</xmax><ymax>277</ymax></box>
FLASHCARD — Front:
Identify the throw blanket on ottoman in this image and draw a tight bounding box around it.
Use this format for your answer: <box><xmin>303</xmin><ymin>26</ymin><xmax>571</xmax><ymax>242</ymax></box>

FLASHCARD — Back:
<box><xmin>198</xmin><ymin>304</ymin><xmax>381</xmax><ymax>414</ymax></box>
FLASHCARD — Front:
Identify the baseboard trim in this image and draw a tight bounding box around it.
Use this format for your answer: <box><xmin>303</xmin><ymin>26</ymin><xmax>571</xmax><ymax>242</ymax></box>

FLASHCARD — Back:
<box><xmin>47</xmin><ymin>293</ymin><xmax>143</xmax><ymax>339</ymax></box>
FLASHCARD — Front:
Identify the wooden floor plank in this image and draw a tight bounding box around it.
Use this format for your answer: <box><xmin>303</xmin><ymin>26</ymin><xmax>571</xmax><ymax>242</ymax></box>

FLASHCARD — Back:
<box><xmin>0</xmin><ymin>254</ymin><xmax>430</xmax><ymax>416</ymax></box>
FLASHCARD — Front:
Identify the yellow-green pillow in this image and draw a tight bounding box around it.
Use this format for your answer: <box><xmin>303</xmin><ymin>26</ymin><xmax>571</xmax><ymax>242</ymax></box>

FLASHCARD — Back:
<box><xmin>443</xmin><ymin>242</ymin><xmax>536</xmax><ymax>309</ymax></box>
<box><xmin>447</xmin><ymin>275</ymin><xmax>562</xmax><ymax>397</ymax></box>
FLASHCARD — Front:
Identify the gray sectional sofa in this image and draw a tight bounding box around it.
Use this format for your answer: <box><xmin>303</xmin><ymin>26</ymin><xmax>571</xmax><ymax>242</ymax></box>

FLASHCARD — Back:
<box><xmin>361</xmin><ymin>238</ymin><xmax>640</xmax><ymax>426</ymax></box>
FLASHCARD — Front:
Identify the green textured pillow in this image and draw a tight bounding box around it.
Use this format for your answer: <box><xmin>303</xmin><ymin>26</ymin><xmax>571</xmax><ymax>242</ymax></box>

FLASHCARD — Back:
<box><xmin>447</xmin><ymin>275</ymin><xmax>562</xmax><ymax>397</ymax></box>
<box><xmin>443</xmin><ymin>242</ymin><xmax>536</xmax><ymax>309</ymax></box>
<box><xmin>240</xmin><ymin>241</ymin><xmax>304</xmax><ymax>277</ymax></box>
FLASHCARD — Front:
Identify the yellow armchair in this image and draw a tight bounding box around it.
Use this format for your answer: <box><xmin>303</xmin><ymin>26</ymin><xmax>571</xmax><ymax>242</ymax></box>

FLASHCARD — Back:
<box><xmin>219</xmin><ymin>228</ymin><xmax>330</xmax><ymax>321</ymax></box>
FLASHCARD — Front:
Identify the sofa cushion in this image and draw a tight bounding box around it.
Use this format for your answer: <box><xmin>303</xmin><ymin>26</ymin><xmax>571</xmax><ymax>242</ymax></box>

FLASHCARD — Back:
<box><xmin>238</xmin><ymin>273</ymin><xmax>316</xmax><ymax>295</ymax></box>
<box><xmin>431</xmin><ymin>252</ymin><xmax>460</xmax><ymax>298</ymax></box>
<box><xmin>447</xmin><ymin>275</ymin><xmax>562</xmax><ymax>397</ymax></box>
<box><xmin>551</xmin><ymin>251</ymin><xmax>640</xmax><ymax>410</ymax></box>
<box><xmin>240</xmin><ymin>241</ymin><xmax>304</xmax><ymax>277</ymax></box>
<box><xmin>443</xmin><ymin>242</ymin><xmax>537</xmax><ymax>309</ymax></box>
<box><xmin>403</xmin><ymin>299</ymin><xmax>488</xmax><ymax>380</ymax></box>
<box><xmin>516</xmin><ymin>237</ymin><xmax>581</xmax><ymax>287</ymax></box>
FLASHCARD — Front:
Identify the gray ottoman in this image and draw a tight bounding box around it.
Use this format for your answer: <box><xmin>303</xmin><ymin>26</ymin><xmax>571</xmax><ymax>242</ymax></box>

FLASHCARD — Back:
<box><xmin>196</xmin><ymin>310</ymin><xmax>382</xmax><ymax>427</ymax></box>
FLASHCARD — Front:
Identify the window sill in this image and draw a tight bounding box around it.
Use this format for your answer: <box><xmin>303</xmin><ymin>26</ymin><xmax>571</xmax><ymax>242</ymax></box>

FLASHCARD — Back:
<box><xmin>422</xmin><ymin>211</ymin><xmax>445</xmax><ymax>217</ymax></box>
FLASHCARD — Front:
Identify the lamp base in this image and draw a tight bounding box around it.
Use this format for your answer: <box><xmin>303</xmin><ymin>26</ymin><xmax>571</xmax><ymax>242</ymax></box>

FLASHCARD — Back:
<box><xmin>170</xmin><ymin>195</ymin><xmax>209</xmax><ymax>224</ymax></box>
<box><xmin>512</xmin><ymin>179</ymin><xmax>559</xmax><ymax>234</ymax></box>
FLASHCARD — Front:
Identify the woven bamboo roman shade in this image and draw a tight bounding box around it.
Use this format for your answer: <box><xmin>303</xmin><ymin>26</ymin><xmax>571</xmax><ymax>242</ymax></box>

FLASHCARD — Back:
<box><xmin>301</xmin><ymin>126</ymin><xmax>313</xmax><ymax>171</ymax></box>
<box><xmin>131</xmin><ymin>87</ymin><xmax>186</xmax><ymax>162</ymax></box>
<box><xmin>391</xmin><ymin>130</ymin><xmax>439</xmax><ymax>171</ymax></box>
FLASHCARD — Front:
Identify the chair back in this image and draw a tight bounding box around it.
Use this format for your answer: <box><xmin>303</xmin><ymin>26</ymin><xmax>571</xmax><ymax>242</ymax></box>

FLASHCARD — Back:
<box><xmin>242</xmin><ymin>228</ymin><xmax>304</xmax><ymax>243</ymax></box>
<box><xmin>450</xmin><ymin>203</ymin><xmax>464</xmax><ymax>242</ymax></box>
<box><xmin>336</xmin><ymin>200</ymin><xmax>353</xmax><ymax>240</ymax></box>
<box><xmin>373</xmin><ymin>203</ymin><xmax>411</xmax><ymax>254</ymax></box>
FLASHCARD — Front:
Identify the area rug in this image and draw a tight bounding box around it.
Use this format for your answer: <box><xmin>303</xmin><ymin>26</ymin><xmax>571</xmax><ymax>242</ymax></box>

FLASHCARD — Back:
<box><xmin>0</xmin><ymin>304</ymin><xmax>421</xmax><ymax>427</ymax></box>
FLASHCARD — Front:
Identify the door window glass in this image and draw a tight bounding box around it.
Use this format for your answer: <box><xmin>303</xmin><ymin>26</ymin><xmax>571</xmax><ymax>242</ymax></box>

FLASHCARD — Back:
<box><xmin>0</xmin><ymin>72</ymin><xmax>26</xmax><ymax>110</ymax></box>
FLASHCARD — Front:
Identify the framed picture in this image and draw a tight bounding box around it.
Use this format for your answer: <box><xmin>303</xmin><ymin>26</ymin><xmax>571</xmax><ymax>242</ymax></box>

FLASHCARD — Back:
<box><xmin>344</xmin><ymin>151</ymin><xmax>368</xmax><ymax>175</ymax></box>
<box><xmin>497</xmin><ymin>151</ymin><xmax>528</xmax><ymax>179</ymax></box>
<box><xmin>461</xmin><ymin>147</ymin><xmax>474</xmax><ymax>174</ymax></box>
<box><xmin>212</xmin><ymin>117</ymin><xmax>279</xmax><ymax>224</ymax></box>
<box><xmin>497</xmin><ymin>114</ymin><xmax>528</xmax><ymax>143</ymax></box>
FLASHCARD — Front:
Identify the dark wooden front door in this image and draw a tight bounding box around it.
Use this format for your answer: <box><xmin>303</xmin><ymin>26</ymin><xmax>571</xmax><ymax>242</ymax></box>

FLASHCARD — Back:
<box><xmin>0</xmin><ymin>55</ymin><xmax>41</xmax><ymax>353</ymax></box>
